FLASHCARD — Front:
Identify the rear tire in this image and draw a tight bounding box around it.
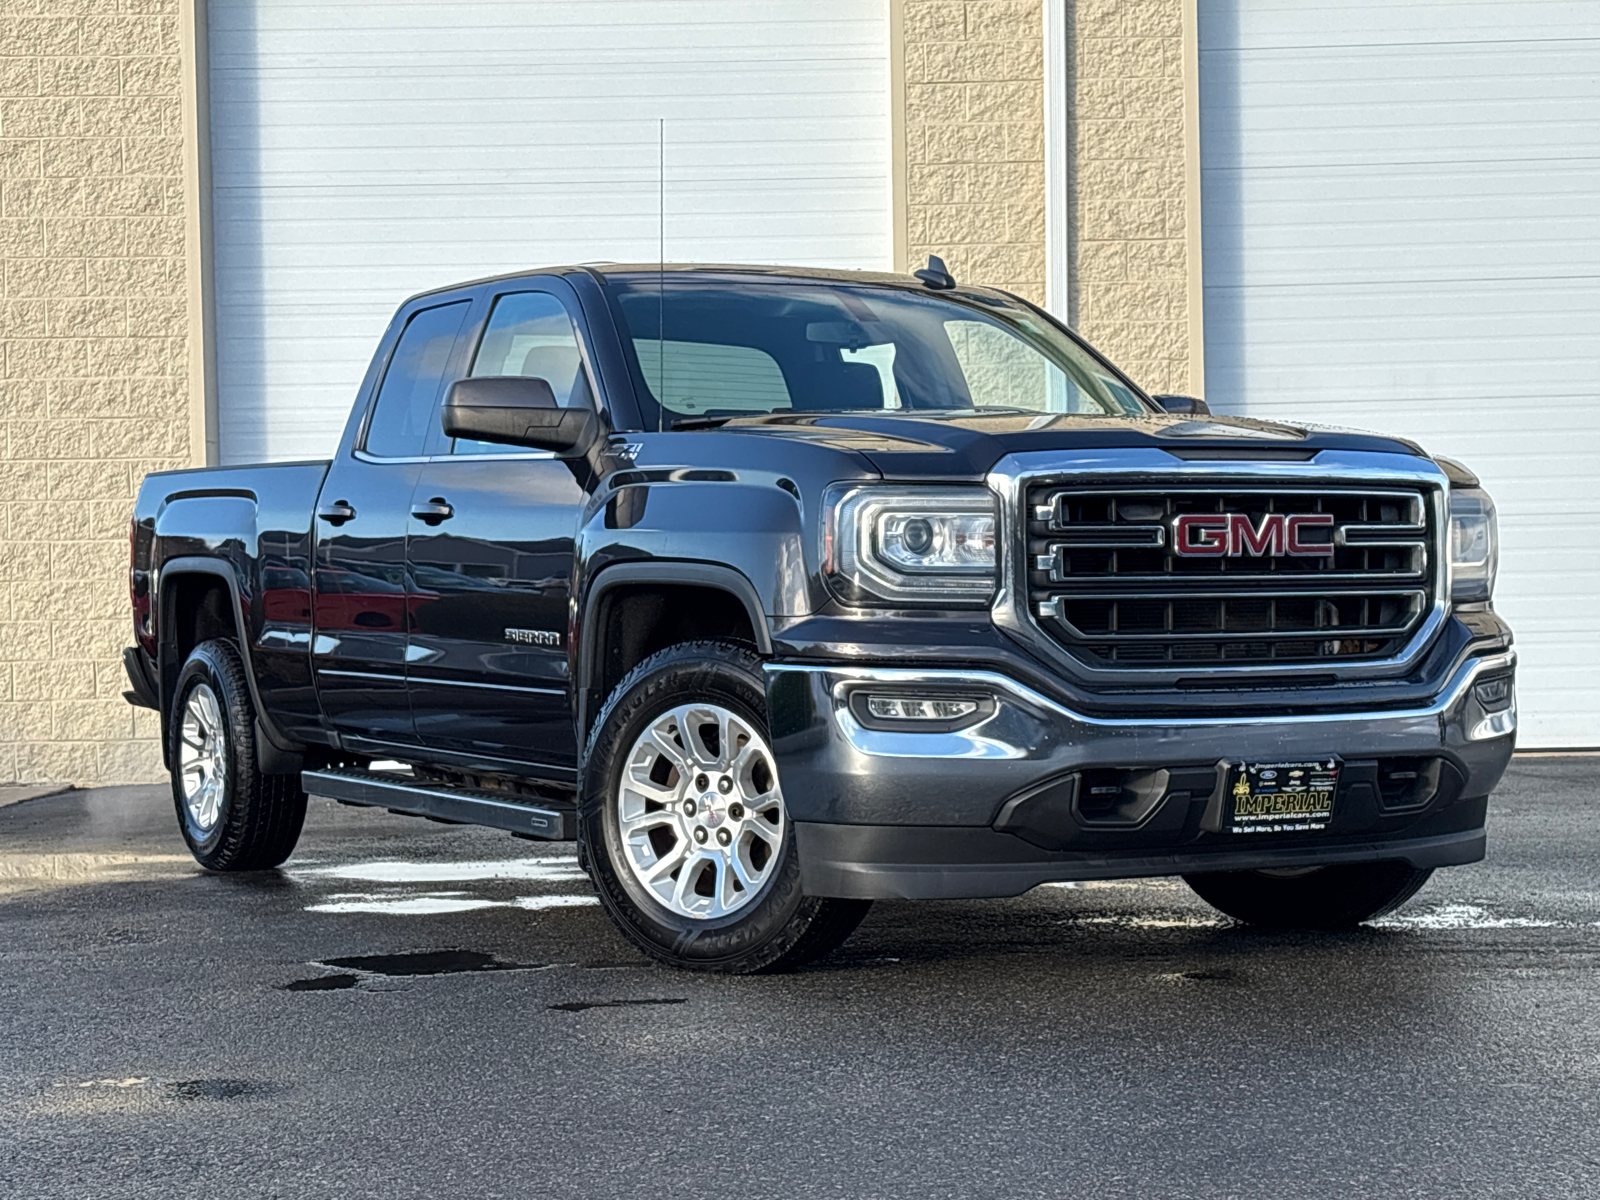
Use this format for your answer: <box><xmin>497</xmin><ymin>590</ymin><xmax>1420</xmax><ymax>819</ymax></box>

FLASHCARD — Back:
<box><xmin>1183</xmin><ymin>861</ymin><xmax>1433</xmax><ymax>929</ymax></box>
<box><xmin>580</xmin><ymin>640</ymin><xmax>870</xmax><ymax>973</ymax></box>
<box><xmin>169</xmin><ymin>639</ymin><xmax>307</xmax><ymax>871</ymax></box>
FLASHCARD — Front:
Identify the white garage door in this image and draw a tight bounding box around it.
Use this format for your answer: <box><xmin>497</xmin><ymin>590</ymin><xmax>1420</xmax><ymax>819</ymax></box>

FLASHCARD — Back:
<box><xmin>207</xmin><ymin>0</ymin><xmax>890</xmax><ymax>464</ymax></box>
<box><xmin>1199</xmin><ymin>0</ymin><xmax>1600</xmax><ymax>748</ymax></box>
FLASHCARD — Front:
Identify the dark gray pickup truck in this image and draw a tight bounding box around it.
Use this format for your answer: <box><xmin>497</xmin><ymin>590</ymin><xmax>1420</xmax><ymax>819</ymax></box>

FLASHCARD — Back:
<box><xmin>125</xmin><ymin>262</ymin><xmax>1515</xmax><ymax>972</ymax></box>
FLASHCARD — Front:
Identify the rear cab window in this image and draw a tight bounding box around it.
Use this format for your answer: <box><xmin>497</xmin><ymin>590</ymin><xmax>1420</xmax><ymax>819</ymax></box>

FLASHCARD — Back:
<box><xmin>362</xmin><ymin>300</ymin><xmax>471</xmax><ymax>459</ymax></box>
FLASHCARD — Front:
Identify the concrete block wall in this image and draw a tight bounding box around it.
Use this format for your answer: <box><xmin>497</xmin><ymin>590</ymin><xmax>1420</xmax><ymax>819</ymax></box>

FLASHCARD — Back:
<box><xmin>1069</xmin><ymin>0</ymin><xmax>1193</xmax><ymax>395</ymax></box>
<box><xmin>0</xmin><ymin>0</ymin><xmax>187</xmax><ymax>785</ymax></box>
<box><xmin>903</xmin><ymin>0</ymin><xmax>1046</xmax><ymax>304</ymax></box>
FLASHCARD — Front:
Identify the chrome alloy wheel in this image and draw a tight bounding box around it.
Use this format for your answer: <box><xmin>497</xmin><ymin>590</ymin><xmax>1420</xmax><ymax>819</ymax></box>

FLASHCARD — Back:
<box><xmin>178</xmin><ymin>683</ymin><xmax>228</xmax><ymax>833</ymax></box>
<box><xmin>615</xmin><ymin>703</ymin><xmax>787</xmax><ymax>921</ymax></box>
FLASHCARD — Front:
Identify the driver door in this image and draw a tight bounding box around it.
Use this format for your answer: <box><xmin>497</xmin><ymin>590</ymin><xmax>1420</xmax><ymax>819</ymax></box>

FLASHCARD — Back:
<box><xmin>404</xmin><ymin>284</ymin><xmax>599</xmax><ymax>775</ymax></box>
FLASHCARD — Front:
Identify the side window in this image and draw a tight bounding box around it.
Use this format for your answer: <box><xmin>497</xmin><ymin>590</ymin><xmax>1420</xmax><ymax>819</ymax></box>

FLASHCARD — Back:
<box><xmin>364</xmin><ymin>301</ymin><xmax>470</xmax><ymax>458</ymax></box>
<box><xmin>457</xmin><ymin>291</ymin><xmax>593</xmax><ymax>454</ymax></box>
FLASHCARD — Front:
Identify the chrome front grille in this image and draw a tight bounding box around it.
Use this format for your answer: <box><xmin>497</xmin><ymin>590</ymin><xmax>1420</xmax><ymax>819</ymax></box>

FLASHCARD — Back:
<box><xmin>1024</xmin><ymin>484</ymin><xmax>1437</xmax><ymax>668</ymax></box>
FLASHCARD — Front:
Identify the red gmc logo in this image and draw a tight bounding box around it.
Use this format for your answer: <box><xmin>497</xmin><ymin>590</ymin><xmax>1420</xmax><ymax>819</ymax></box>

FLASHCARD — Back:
<box><xmin>1173</xmin><ymin>512</ymin><xmax>1335</xmax><ymax>557</ymax></box>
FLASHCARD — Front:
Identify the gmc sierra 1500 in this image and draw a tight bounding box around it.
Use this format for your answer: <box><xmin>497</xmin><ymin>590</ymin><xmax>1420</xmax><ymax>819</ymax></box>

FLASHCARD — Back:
<box><xmin>125</xmin><ymin>262</ymin><xmax>1514</xmax><ymax>972</ymax></box>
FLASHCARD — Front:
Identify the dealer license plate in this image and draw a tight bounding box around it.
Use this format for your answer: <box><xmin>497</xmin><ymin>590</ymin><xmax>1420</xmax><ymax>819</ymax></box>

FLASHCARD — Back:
<box><xmin>1228</xmin><ymin>759</ymin><xmax>1340</xmax><ymax>835</ymax></box>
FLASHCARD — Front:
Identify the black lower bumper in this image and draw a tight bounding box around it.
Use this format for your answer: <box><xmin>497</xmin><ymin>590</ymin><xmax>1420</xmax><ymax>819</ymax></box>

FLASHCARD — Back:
<box><xmin>766</xmin><ymin>650</ymin><xmax>1515</xmax><ymax>901</ymax></box>
<box><xmin>796</xmin><ymin>819</ymin><xmax>1487</xmax><ymax>900</ymax></box>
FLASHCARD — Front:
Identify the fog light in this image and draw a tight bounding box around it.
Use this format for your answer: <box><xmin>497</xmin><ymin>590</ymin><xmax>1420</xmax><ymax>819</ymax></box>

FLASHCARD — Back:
<box><xmin>1473</xmin><ymin>677</ymin><xmax>1512</xmax><ymax>712</ymax></box>
<box><xmin>864</xmin><ymin>696</ymin><xmax>979</xmax><ymax>721</ymax></box>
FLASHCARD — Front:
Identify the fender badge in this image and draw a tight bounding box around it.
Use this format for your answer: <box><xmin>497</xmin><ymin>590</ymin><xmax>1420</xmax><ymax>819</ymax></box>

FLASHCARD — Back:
<box><xmin>505</xmin><ymin>628</ymin><xmax>561</xmax><ymax>647</ymax></box>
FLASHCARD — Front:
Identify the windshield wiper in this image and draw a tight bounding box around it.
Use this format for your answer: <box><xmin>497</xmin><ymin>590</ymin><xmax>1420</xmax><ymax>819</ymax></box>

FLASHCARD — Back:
<box><xmin>669</xmin><ymin>416</ymin><xmax>739</xmax><ymax>430</ymax></box>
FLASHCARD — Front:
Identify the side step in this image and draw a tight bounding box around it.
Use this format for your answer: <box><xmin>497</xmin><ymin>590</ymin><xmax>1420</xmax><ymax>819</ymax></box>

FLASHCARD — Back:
<box><xmin>302</xmin><ymin>768</ymin><xmax>575</xmax><ymax>841</ymax></box>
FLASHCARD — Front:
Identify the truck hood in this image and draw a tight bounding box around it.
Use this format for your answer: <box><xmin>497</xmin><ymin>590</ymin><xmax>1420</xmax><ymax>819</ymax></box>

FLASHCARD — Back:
<box><xmin>713</xmin><ymin>410</ymin><xmax>1428</xmax><ymax>477</ymax></box>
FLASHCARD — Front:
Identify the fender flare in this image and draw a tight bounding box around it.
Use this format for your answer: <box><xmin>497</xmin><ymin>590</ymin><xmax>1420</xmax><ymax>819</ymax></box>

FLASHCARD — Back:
<box><xmin>575</xmin><ymin>560</ymin><xmax>773</xmax><ymax>738</ymax></box>
<box><xmin>155</xmin><ymin>556</ymin><xmax>302</xmax><ymax>771</ymax></box>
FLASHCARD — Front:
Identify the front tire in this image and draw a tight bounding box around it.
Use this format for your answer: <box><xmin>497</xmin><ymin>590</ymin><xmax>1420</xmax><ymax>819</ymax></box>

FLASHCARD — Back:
<box><xmin>1183</xmin><ymin>861</ymin><xmax>1433</xmax><ymax>929</ymax></box>
<box><xmin>580</xmin><ymin>641</ymin><xmax>870</xmax><ymax>973</ymax></box>
<box><xmin>169</xmin><ymin>639</ymin><xmax>307</xmax><ymax>871</ymax></box>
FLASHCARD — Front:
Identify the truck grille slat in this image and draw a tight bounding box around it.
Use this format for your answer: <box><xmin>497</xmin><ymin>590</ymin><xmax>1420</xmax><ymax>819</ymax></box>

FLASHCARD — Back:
<box><xmin>1025</xmin><ymin>484</ymin><xmax>1437</xmax><ymax>668</ymax></box>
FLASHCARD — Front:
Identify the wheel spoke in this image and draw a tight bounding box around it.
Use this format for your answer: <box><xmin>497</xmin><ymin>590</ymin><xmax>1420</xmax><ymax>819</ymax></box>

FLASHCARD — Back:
<box><xmin>717</xmin><ymin>709</ymin><xmax>742</xmax><ymax>772</ymax></box>
<box><xmin>640</xmin><ymin>723</ymin><xmax>693</xmax><ymax>776</ymax></box>
<box><xmin>728</xmin><ymin>740</ymin><xmax>762</xmax><ymax>784</ymax></box>
<box><xmin>620</xmin><ymin>772</ymin><xmax>680</xmax><ymax>807</ymax></box>
<box><xmin>728</xmin><ymin>850</ymin><xmax>759</xmax><ymax>893</ymax></box>
<box><xmin>671</xmin><ymin>851</ymin><xmax>707</xmax><ymax>909</ymax></box>
<box><xmin>621</xmin><ymin>807</ymin><xmax>678</xmax><ymax>835</ymax></box>
<box><xmin>712</xmin><ymin>856</ymin><xmax>741</xmax><ymax>917</ymax></box>
<box><xmin>643</xmin><ymin>841</ymin><xmax>689</xmax><ymax>886</ymax></box>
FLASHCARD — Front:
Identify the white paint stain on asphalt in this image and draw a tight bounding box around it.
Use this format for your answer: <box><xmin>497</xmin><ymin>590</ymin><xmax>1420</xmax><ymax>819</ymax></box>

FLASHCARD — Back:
<box><xmin>306</xmin><ymin>895</ymin><xmax>512</xmax><ymax>915</ymax></box>
<box><xmin>513</xmin><ymin>895</ymin><xmax>600</xmax><ymax>911</ymax></box>
<box><xmin>292</xmin><ymin>857</ymin><xmax>585</xmax><ymax>884</ymax></box>
<box><xmin>306</xmin><ymin>892</ymin><xmax>601</xmax><ymax>916</ymax></box>
<box><xmin>1374</xmin><ymin>903</ymin><xmax>1564</xmax><ymax>930</ymax></box>
<box><xmin>293</xmin><ymin>857</ymin><xmax>600</xmax><ymax>917</ymax></box>
<box><xmin>1070</xmin><ymin>914</ymin><xmax>1226</xmax><ymax>929</ymax></box>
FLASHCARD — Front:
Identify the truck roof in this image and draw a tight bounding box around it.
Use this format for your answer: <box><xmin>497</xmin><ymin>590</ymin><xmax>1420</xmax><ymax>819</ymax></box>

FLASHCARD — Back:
<box><xmin>403</xmin><ymin>262</ymin><xmax>1001</xmax><ymax>305</ymax></box>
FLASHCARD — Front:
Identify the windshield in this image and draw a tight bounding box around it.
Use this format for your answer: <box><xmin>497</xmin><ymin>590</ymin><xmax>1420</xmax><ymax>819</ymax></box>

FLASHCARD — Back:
<box><xmin>607</xmin><ymin>276</ymin><xmax>1150</xmax><ymax>427</ymax></box>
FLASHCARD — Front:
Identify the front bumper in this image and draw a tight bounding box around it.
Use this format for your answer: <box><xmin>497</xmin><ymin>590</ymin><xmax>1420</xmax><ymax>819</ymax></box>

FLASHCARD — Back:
<box><xmin>764</xmin><ymin>651</ymin><xmax>1516</xmax><ymax>899</ymax></box>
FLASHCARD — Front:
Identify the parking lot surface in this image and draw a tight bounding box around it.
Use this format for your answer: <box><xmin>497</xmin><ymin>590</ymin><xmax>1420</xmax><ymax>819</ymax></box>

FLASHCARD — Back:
<box><xmin>1</xmin><ymin>758</ymin><xmax>1597</xmax><ymax>1199</ymax></box>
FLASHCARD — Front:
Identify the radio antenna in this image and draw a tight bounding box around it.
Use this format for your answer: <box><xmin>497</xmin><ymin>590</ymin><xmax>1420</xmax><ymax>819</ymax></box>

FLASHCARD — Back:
<box><xmin>657</xmin><ymin>117</ymin><xmax>665</xmax><ymax>433</ymax></box>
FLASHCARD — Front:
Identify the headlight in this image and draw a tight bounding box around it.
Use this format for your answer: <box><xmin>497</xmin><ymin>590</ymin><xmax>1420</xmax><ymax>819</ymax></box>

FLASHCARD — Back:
<box><xmin>1449</xmin><ymin>486</ymin><xmax>1498</xmax><ymax>603</ymax></box>
<box><xmin>823</xmin><ymin>485</ymin><xmax>997</xmax><ymax>605</ymax></box>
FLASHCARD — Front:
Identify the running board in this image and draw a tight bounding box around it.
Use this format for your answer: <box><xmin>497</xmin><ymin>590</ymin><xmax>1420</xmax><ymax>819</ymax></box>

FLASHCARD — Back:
<box><xmin>302</xmin><ymin>768</ymin><xmax>575</xmax><ymax>840</ymax></box>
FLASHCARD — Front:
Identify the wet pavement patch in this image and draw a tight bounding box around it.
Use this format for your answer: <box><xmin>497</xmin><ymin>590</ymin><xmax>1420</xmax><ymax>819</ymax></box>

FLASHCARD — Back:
<box><xmin>318</xmin><ymin>949</ymin><xmax>542</xmax><ymax>977</ymax></box>
<box><xmin>166</xmin><ymin>1079</ymin><xmax>262</xmax><ymax>1101</ymax></box>
<box><xmin>547</xmin><ymin>998</ymin><xmax>687</xmax><ymax>1013</ymax></box>
<box><xmin>1158</xmin><ymin>968</ymin><xmax>1241</xmax><ymax>984</ymax></box>
<box><xmin>281</xmin><ymin>973</ymin><xmax>359</xmax><ymax>992</ymax></box>
<box><xmin>37</xmin><ymin>1077</ymin><xmax>275</xmax><ymax>1115</ymax></box>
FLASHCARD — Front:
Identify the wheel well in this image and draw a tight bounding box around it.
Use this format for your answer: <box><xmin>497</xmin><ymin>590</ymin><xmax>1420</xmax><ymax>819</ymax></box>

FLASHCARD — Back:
<box><xmin>587</xmin><ymin>582</ymin><xmax>759</xmax><ymax>726</ymax></box>
<box><xmin>165</xmin><ymin>574</ymin><xmax>237</xmax><ymax>668</ymax></box>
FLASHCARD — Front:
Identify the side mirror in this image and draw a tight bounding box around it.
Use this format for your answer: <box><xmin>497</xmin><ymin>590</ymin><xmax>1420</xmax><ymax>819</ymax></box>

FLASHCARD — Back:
<box><xmin>1153</xmin><ymin>394</ymin><xmax>1210</xmax><ymax>416</ymax></box>
<box><xmin>442</xmin><ymin>376</ymin><xmax>600</xmax><ymax>456</ymax></box>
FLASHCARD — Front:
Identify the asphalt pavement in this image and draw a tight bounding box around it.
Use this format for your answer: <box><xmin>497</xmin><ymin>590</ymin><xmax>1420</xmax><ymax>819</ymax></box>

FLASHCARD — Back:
<box><xmin>1</xmin><ymin>758</ymin><xmax>1597</xmax><ymax>1199</ymax></box>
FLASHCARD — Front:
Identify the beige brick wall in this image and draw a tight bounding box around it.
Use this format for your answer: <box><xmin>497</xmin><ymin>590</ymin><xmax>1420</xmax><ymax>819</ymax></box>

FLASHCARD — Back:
<box><xmin>0</xmin><ymin>0</ymin><xmax>187</xmax><ymax>786</ymax></box>
<box><xmin>902</xmin><ymin>0</ymin><xmax>1046</xmax><ymax>304</ymax></box>
<box><xmin>901</xmin><ymin>0</ymin><xmax>1196</xmax><ymax>393</ymax></box>
<box><xmin>1069</xmin><ymin>0</ymin><xmax>1194</xmax><ymax>395</ymax></box>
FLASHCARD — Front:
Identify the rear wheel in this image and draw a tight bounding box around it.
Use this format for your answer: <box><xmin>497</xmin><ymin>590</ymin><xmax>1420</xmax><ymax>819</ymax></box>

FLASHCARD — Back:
<box><xmin>1183</xmin><ymin>861</ymin><xmax>1433</xmax><ymax>929</ymax></box>
<box><xmin>169</xmin><ymin>639</ymin><xmax>307</xmax><ymax>871</ymax></box>
<box><xmin>580</xmin><ymin>641</ymin><xmax>870</xmax><ymax>973</ymax></box>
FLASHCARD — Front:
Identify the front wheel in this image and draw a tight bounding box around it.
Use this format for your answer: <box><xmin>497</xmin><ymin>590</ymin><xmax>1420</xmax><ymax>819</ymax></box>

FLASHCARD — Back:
<box><xmin>1183</xmin><ymin>861</ymin><xmax>1433</xmax><ymax>929</ymax></box>
<box><xmin>580</xmin><ymin>641</ymin><xmax>870</xmax><ymax>973</ymax></box>
<box><xmin>169</xmin><ymin>639</ymin><xmax>307</xmax><ymax>871</ymax></box>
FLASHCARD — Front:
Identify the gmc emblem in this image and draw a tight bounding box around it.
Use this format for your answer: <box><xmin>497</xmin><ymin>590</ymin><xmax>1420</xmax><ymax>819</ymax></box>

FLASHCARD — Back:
<box><xmin>1173</xmin><ymin>512</ymin><xmax>1334</xmax><ymax>557</ymax></box>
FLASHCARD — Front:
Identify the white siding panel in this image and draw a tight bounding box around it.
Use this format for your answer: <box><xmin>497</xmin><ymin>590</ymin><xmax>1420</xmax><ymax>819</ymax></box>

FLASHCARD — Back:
<box><xmin>208</xmin><ymin>0</ymin><xmax>890</xmax><ymax>464</ymax></box>
<box><xmin>1199</xmin><ymin>0</ymin><xmax>1600</xmax><ymax>747</ymax></box>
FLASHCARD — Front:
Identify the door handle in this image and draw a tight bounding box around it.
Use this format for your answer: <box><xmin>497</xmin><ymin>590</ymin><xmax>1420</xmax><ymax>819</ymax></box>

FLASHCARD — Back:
<box><xmin>411</xmin><ymin>498</ymin><xmax>454</xmax><ymax>526</ymax></box>
<box><xmin>317</xmin><ymin>500</ymin><xmax>356</xmax><ymax>525</ymax></box>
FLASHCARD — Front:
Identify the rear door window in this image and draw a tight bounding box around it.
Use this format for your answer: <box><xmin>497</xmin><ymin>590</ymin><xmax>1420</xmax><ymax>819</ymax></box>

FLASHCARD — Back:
<box><xmin>364</xmin><ymin>301</ymin><xmax>471</xmax><ymax>458</ymax></box>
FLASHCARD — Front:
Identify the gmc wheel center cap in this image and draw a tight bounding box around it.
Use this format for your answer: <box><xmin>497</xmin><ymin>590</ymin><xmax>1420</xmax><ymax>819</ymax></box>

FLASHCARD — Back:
<box><xmin>699</xmin><ymin>794</ymin><xmax>725</xmax><ymax>827</ymax></box>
